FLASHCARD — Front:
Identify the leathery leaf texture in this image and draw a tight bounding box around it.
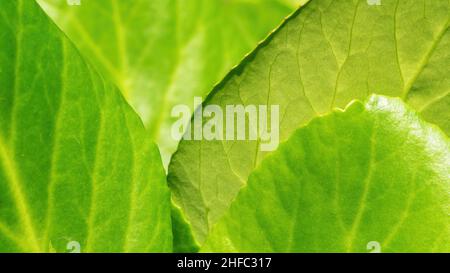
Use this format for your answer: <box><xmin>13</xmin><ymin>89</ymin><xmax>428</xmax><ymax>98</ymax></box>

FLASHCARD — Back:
<box><xmin>203</xmin><ymin>95</ymin><xmax>450</xmax><ymax>252</ymax></box>
<box><xmin>38</xmin><ymin>0</ymin><xmax>307</xmax><ymax>165</ymax></box>
<box><xmin>0</xmin><ymin>0</ymin><xmax>171</xmax><ymax>252</ymax></box>
<box><xmin>169</xmin><ymin>0</ymin><xmax>450</xmax><ymax>244</ymax></box>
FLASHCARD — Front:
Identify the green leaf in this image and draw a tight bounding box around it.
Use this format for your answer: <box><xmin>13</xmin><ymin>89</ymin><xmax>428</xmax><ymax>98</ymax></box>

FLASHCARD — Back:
<box><xmin>168</xmin><ymin>0</ymin><xmax>450</xmax><ymax>244</ymax></box>
<box><xmin>38</xmin><ymin>0</ymin><xmax>306</xmax><ymax>166</ymax></box>
<box><xmin>0</xmin><ymin>0</ymin><xmax>171</xmax><ymax>252</ymax></box>
<box><xmin>171</xmin><ymin>203</ymin><xmax>200</xmax><ymax>253</ymax></box>
<box><xmin>202</xmin><ymin>95</ymin><xmax>450</xmax><ymax>252</ymax></box>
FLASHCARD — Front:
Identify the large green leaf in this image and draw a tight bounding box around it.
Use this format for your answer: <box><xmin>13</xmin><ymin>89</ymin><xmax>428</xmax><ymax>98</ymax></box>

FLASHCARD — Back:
<box><xmin>0</xmin><ymin>0</ymin><xmax>171</xmax><ymax>252</ymax></box>
<box><xmin>38</xmin><ymin>0</ymin><xmax>306</xmax><ymax>165</ymax></box>
<box><xmin>202</xmin><ymin>95</ymin><xmax>450</xmax><ymax>252</ymax></box>
<box><xmin>168</xmin><ymin>0</ymin><xmax>450</xmax><ymax>244</ymax></box>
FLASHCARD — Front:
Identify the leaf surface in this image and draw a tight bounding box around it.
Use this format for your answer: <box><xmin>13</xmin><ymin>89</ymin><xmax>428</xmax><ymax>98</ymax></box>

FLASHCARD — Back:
<box><xmin>38</xmin><ymin>0</ymin><xmax>306</xmax><ymax>165</ymax></box>
<box><xmin>202</xmin><ymin>95</ymin><xmax>450</xmax><ymax>252</ymax></box>
<box><xmin>171</xmin><ymin>203</ymin><xmax>200</xmax><ymax>253</ymax></box>
<box><xmin>0</xmin><ymin>0</ymin><xmax>171</xmax><ymax>252</ymax></box>
<box><xmin>168</xmin><ymin>0</ymin><xmax>450</xmax><ymax>244</ymax></box>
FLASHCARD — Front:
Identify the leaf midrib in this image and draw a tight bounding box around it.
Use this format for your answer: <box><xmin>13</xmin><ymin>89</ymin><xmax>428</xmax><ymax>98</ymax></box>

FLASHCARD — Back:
<box><xmin>402</xmin><ymin>20</ymin><xmax>449</xmax><ymax>100</ymax></box>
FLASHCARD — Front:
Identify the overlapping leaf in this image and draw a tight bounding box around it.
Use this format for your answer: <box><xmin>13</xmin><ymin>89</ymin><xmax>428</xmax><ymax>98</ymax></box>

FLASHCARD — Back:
<box><xmin>168</xmin><ymin>0</ymin><xmax>450</xmax><ymax>244</ymax></box>
<box><xmin>203</xmin><ymin>96</ymin><xmax>450</xmax><ymax>252</ymax></box>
